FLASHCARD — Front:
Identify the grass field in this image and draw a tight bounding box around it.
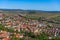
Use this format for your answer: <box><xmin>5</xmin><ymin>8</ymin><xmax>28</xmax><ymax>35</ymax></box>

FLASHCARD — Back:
<box><xmin>25</xmin><ymin>13</ymin><xmax>60</xmax><ymax>19</ymax></box>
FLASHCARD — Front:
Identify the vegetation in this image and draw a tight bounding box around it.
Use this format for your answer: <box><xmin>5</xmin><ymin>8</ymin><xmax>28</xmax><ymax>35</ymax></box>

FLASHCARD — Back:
<box><xmin>52</xmin><ymin>16</ymin><xmax>60</xmax><ymax>21</ymax></box>
<box><xmin>29</xmin><ymin>11</ymin><xmax>36</xmax><ymax>14</ymax></box>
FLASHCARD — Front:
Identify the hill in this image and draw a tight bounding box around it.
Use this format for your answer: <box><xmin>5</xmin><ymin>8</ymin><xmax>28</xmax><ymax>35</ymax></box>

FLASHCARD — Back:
<box><xmin>0</xmin><ymin>9</ymin><xmax>60</xmax><ymax>19</ymax></box>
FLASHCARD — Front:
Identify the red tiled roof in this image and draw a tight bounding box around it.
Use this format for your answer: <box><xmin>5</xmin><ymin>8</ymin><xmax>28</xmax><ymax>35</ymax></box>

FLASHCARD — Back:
<box><xmin>16</xmin><ymin>33</ymin><xmax>20</xmax><ymax>38</ymax></box>
<box><xmin>2</xmin><ymin>38</ymin><xmax>9</xmax><ymax>40</ymax></box>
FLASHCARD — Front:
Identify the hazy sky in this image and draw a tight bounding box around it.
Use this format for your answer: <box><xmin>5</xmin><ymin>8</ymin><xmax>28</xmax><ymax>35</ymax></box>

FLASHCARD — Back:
<box><xmin>0</xmin><ymin>0</ymin><xmax>60</xmax><ymax>11</ymax></box>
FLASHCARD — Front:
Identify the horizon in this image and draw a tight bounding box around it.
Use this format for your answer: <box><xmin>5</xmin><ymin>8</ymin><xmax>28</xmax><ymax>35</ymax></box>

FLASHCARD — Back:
<box><xmin>0</xmin><ymin>9</ymin><xmax>60</xmax><ymax>11</ymax></box>
<box><xmin>0</xmin><ymin>0</ymin><xmax>60</xmax><ymax>11</ymax></box>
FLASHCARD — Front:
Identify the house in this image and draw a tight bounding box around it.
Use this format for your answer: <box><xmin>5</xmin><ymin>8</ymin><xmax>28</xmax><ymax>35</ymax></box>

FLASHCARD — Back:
<box><xmin>53</xmin><ymin>24</ymin><xmax>60</xmax><ymax>28</ymax></box>
<box><xmin>16</xmin><ymin>33</ymin><xmax>23</xmax><ymax>38</ymax></box>
<box><xmin>2</xmin><ymin>38</ymin><xmax>9</xmax><ymax>40</ymax></box>
<box><xmin>38</xmin><ymin>23</ymin><xmax>47</xmax><ymax>27</ymax></box>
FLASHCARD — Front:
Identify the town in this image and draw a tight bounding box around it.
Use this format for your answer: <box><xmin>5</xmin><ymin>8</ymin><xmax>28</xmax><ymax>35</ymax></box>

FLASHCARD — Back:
<box><xmin>0</xmin><ymin>11</ymin><xmax>60</xmax><ymax>40</ymax></box>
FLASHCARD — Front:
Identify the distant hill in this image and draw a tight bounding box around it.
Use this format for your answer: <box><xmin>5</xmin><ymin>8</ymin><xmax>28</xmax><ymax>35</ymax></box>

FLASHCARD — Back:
<box><xmin>0</xmin><ymin>9</ymin><xmax>60</xmax><ymax>19</ymax></box>
<box><xmin>0</xmin><ymin>9</ymin><xmax>60</xmax><ymax>13</ymax></box>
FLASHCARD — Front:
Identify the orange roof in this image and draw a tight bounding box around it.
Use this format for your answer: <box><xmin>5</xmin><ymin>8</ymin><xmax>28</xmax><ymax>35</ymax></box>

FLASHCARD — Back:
<box><xmin>14</xmin><ymin>32</ymin><xmax>16</xmax><ymax>35</ymax></box>
<box><xmin>2</xmin><ymin>38</ymin><xmax>9</xmax><ymax>40</ymax></box>
<box><xmin>6</xmin><ymin>22</ymin><xmax>11</xmax><ymax>25</ymax></box>
<box><xmin>1</xmin><ymin>30</ymin><xmax>7</xmax><ymax>34</ymax></box>
<box><xmin>16</xmin><ymin>33</ymin><xmax>20</xmax><ymax>38</ymax></box>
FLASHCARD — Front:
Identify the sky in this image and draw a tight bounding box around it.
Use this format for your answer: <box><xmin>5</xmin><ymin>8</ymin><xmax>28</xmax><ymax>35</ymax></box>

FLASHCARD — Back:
<box><xmin>0</xmin><ymin>0</ymin><xmax>60</xmax><ymax>11</ymax></box>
